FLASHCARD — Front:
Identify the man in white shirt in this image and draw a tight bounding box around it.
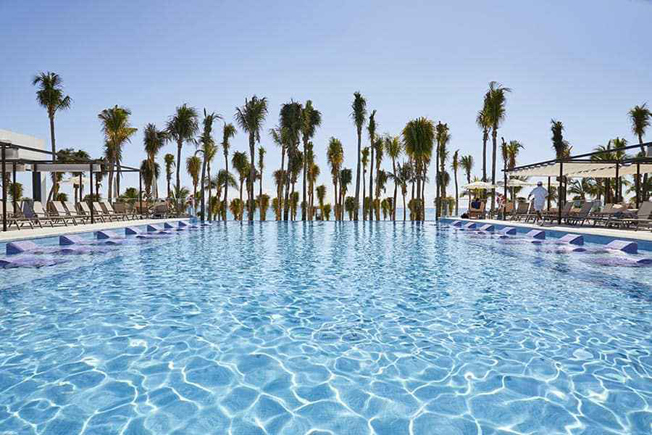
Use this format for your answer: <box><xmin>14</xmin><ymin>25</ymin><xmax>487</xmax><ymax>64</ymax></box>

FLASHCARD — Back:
<box><xmin>528</xmin><ymin>181</ymin><xmax>548</xmax><ymax>223</ymax></box>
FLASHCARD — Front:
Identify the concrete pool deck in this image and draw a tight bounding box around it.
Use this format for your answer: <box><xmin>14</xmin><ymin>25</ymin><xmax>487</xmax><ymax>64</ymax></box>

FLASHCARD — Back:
<box><xmin>0</xmin><ymin>218</ymin><xmax>188</xmax><ymax>243</ymax></box>
<box><xmin>441</xmin><ymin>217</ymin><xmax>652</xmax><ymax>245</ymax></box>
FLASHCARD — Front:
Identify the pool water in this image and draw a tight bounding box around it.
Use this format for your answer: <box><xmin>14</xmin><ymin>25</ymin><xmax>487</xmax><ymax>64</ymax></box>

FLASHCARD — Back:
<box><xmin>0</xmin><ymin>223</ymin><xmax>651</xmax><ymax>434</ymax></box>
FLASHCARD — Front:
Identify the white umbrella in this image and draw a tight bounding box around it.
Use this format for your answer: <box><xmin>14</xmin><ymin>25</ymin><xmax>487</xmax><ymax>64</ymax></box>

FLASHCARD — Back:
<box><xmin>61</xmin><ymin>176</ymin><xmax>91</xmax><ymax>186</ymax></box>
<box><xmin>463</xmin><ymin>181</ymin><xmax>496</xmax><ymax>190</ymax></box>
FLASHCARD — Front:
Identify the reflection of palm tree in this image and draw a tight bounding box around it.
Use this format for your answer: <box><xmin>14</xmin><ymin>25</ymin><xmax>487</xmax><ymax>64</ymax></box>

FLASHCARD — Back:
<box><xmin>351</xmin><ymin>92</ymin><xmax>367</xmax><ymax>220</ymax></box>
<box><xmin>32</xmin><ymin>71</ymin><xmax>72</xmax><ymax>159</ymax></box>
<box><xmin>167</xmin><ymin>104</ymin><xmax>199</xmax><ymax>208</ymax></box>
<box><xmin>235</xmin><ymin>96</ymin><xmax>268</xmax><ymax>220</ymax></box>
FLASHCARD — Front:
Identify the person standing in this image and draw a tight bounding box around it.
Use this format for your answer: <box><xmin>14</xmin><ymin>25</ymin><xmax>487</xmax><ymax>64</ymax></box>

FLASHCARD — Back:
<box><xmin>528</xmin><ymin>181</ymin><xmax>548</xmax><ymax>223</ymax></box>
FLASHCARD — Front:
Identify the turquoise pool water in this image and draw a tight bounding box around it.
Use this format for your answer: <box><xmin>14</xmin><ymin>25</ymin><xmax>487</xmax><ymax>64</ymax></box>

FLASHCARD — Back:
<box><xmin>0</xmin><ymin>223</ymin><xmax>651</xmax><ymax>434</ymax></box>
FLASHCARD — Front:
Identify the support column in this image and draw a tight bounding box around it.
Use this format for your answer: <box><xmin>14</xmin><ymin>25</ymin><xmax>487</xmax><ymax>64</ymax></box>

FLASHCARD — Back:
<box><xmin>89</xmin><ymin>163</ymin><xmax>95</xmax><ymax>224</ymax></box>
<box><xmin>12</xmin><ymin>163</ymin><xmax>17</xmax><ymax>213</ymax></box>
<box><xmin>636</xmin><ymin>162</ymin><xmax>641</xmax><ymax>208</ymax></box>
<box><xmin>558</xmin><ymin>161</ymin><xmax>563</xmax><ymax>225</ymax></box>
<box><xmin>2</xmin><ymin>144</ymin><xmax>6</xmax><ymax>232</ymax></box>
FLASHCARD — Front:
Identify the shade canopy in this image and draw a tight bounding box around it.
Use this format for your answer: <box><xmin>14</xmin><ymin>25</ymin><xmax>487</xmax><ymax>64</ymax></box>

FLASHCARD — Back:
<box><xmin>30</xmin><ymin>163</ymin><xmax>103</xmax><ymax>173</ymax></box>
<box><xmin>463</xmin><ymin>181</ymin><xmax>496</xmax><ymax>190</ymax></box>
<box><xmin>507</xmin><ymin>161</ymin><xmax>652</xmax><ymax>178</ymax></box>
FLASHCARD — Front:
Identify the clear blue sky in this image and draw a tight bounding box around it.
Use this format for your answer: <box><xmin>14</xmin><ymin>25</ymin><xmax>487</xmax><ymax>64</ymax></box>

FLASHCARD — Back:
<box><xmin>2</xmin><ymin>0</ymin><xmax>651</xmax><ymax>203</ymax></box>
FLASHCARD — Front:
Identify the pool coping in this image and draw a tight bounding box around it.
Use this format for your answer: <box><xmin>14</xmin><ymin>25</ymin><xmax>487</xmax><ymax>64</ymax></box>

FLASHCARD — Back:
<box><xmin>440</xmin><ymin>217</ymin><xmax>652</xmax><ymax>252</ymax></box>
<box><xmin>0</xmin><ymin>218</ymin><xmax>188</xmax><ymax>244</ymax></box>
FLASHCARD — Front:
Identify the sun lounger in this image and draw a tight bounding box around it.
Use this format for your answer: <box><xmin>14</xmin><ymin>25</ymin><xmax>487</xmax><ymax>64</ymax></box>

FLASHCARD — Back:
<box><xmin>565</xmin><ymin>202</ymin><xmax>594</xmax><ymax>226</ymax></box>
<box><xmin>113</xmin><ymin>202</ymin><xmax>139</xmax><ymax>220</ymax></box>
<box><xmin>78</xmin><ymin>202</ymin><xmax>106</xmax><ymax>222</ymax></box>
<box><xmin>31</xmin><ymin>201</ymin><xmax>60</xmax><ymax>227</ymax></box>
<box><xmin>100</xmin><ymin>201</ymin><xmax>129</xmax><ymax>221</ymax></box>
<box><xmin>63</xmin><ymin>201</ymin><xmax>89</xmax><ymax>223</ymax></box>
<box><xmin>510</xmin><ymin>202</ymin><xmax>529</xmax><ymax>221</ymax></box>
<box><xmin>608</xmin><ymin>201</ymin><xmax>652</xmax><ymax>230</ymax></box>
<box><xmin>50</xmin><ymin>201</ymin><xmax>79</xmax><ymax>225</ymax></box>
<box><xmin>542</xmin><ymin>202</ymin><xmax>573</xmax><ymax>224</ymax></box>
<box><xmin>0</xmin><ymin>201</ymin><xmax>35</xmax><ymax>230</ymax></box>
<box><xmin>93</xmin><ymin>202</ymin><xmax>117</xmax><ymax>221</ymax></box>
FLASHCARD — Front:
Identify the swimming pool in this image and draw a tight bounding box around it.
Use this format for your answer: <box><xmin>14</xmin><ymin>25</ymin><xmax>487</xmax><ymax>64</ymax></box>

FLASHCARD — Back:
<box><xmin>0</xmin><ymin>222</ymin><xmax>651</xmax><ymax>434</ymax></box>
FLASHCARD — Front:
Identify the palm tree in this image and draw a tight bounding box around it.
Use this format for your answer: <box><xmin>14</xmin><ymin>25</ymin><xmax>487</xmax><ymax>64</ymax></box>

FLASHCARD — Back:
<box><xmin>361</xmin><ymin>147</ymin><xmax>370</xmax><ymax>219</ymax></box>
<box><xmin>351</xmin><ymin>92</ymin><xmax>367</xmax><ymax>220</ymax></box>
<box><xmin>279</xmin><ymin>101</ymin><xmax>303</xmax><ymax>220</ymax></box>
<box><xmin>402</xmin><ymin>117</ymin><xmax>435</xmax><ymax>221</ymax></box>
<box><xmin>273</xmin><ymin>169</ymin><xmax>286</xmax><ymax>220</ymax></box>
<box><xmin>164</xmin><ymin>154</ymin><xmax>175</xmax><ymax>200</ymax></box>
<box><xmin>221</xmin><ymin>123</ymin><xmax>237</xmax><ymax>220</ymax></box>
<box><xmin>435</xmin><ymin>122</ymin><xmax>450</xmax><ymax>218</ymax></box>
<box><xmin>502</xmin><ymin>140</ymin><xmax>523</xmax><ymax>170</ymax></box>
<box><xmin>258</xmin><ymin>146</ymin><xmax>266</xmax><ymax>201</ymax></box>
<box><xmin>323</xmin><ymin>203</ymin><xmax>332</xmax><ymax>221</ymax></box>
<box><xmin>288</xmin><ymin>151</ymin><xmax>304</xmax><ymax>220</ymax></box>
<box><xmin>229</xmin><ymin>198</ymin><xmax>244</xmax><ymax>221</ymax></box>
<box><xmin>385</xmin><ymin>136</ymin><xmax>402</xmax><ymax>220</ymax></box>
<box><xmin>258</xmin><ymin>193</ymin><xmax>270</xmax><ymax>221</ymax></box>
<box><xmin>484</xmin><ymin>81</ymin><xmax>511</xmax><ymax>211</ymax></box>
<box><xmin>167</xmin><ymin>104</ymin><xmax>199</xmax><ymax>208</ymax></box>
<box><xmin>143</xmin><ymin>123</ymin><xmax>168</xmax><ymax>199</ymax></box>
<box><xmin>374</xmin><ymin>137</ymin><xmax>385</xmax><ymax>220</ymax></box>
<box><xmin>460</xmin><ymin>155</ymin><xmax>474</xmax><ymax>184</ymax></box>
<box><xmin>140</xmin><ymin>159</ymin><xmax>160</xmax><ymax>199</ymax></box>
<box><xmin>476</xmin><ymin>104</ymin><xmax>490</xmax><ymax>182</ymax></box>
<box><xmin>301</xmin><ymin>101</ymin><xmax>322</xmax><ymax>220</ymax></box>
<box><xmin>339</xmin><ymin>168</ymin><xmax>353</xmax><ymax>217</ymax></box>
<box><xmin>629</xmin><ymin>103</ymin><xmax>651</xmax><ymax>199</ymax></box>
<box><xmin>32</xmin><ymin>72</ymin><xmax>72</xmax><ymax>159</ymax></box>
<box><xmin>213</xmin><ymin>169</ymin><xmax>236</xmax><ymax>220</ymax></box>
<box><xmin>551</xmin><ymin>120</ymin><xmax>571</xmax><ymax>159</ymax></box>
<box><xmin>327</xmin><ymin>137</ymin><xmax>344</xmax><ymax>220</ymax></box>
<box><xmin>186</xmin><ymin>155</ymin><xmax>201</xmax><ymax>201</ymax></box>
<box><xmin>307</xmin><ymin>160</ymin><xmax>320</xmax><ymax>220</ymax></box>
<box><xmin>394</xmin><ymin>162</ymin><xmax>411</xmax><ymax>221</ymax></box>
<box><xmin>235</xmin><ymin>96</ymin><xmax>268</xmax><ymax>221</ymax></box>
<box><xmin>344</xmin><ymin>196</ymin><xmax>356</xmax><ymax>220</ymax></box>
<box><xmin>98</xmin><ymin>105</ymin><xmax>137</xmax><ymax>201</ymax></box>
<box><xmin>451</xmin><ymin>150</ymin><xmax>460</xmax><ymax>216</ymax></box>
<box><xmin>367</xmin><ymin>110</ymin><xmax>377</xmax><ymax>221</ymax></box>
<box><xmin>316</xmin><ymin>184</ymin><xmax>326</xmax><ymax>219</ymax></box>
<box><xmin>195</xmin><ymin>110</ymin><xmax>220</xmax><ymax>221</ymax></box>
<box><xmin>231</xmin><ymin>151</ymin><xmax>250</xmax><ymax>220</ymax></box>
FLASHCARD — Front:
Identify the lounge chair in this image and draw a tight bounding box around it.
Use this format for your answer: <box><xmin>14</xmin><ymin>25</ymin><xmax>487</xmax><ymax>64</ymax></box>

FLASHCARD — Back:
<box><xmin>542</xmin><ymin>202</ymin><xmax>573</xmax><ymax>224</ymax></box>
<box><xmin>608</xmin><ymin>201</ymin><xmax>652</xmax><ymax>230</ymax></box>
<box><xmin>100</xmin><ymin>201</ymin><xmax>128</xmax><ymax>221</ymax></box>
<box><xmin>31</xmin><ymin>201</ymin><xmax>64</xmax><ymax>226</ymax></box>
<box><xmin>113</xmin><ymin>202</ymin><xmax>139</xmax><ymax>220</ymax></box>
<box><xmin>468</xmin><ymin>202</ymin><xmax>485</xmax><ymax>219</ymax></box>
<box><xmin>152</xmin><ymin>203</ymin><xmax>170</xmax><ymax>219</ymax></box>
<box><xmin>93</xmin><ymin>202</ymin><xmax>118</xmax><ymax>221</ymax></box>
<box><xmin>510</xmin><ymin>202</ymin><xmax>529</xmax><ymax>221</ymax></box>
<box><xmin>0</xmin><ymin>201</ymin><xmax>35</xmax><ymax>230</ymax></box>
<box><xmin>50</xmin><ymin>201</ymin><xmax>79</xmax><ymax>225</ymax></box>
<box><xmin>63</xmin><ymin>201</ymin><xmax>89</xmax><ymax>223</ymax></box>
<box><xmin>78</xmin><ymin>202</ymin><xmax>106</xmax><ymax>222</ymax></box>
<box><xmin>565</xmin><ymin>202</ymin><xmax>593</xmax><ymax>226</ymax></box>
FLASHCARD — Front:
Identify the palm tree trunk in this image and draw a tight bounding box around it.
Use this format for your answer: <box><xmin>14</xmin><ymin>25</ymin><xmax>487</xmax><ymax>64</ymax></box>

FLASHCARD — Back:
<box><xmin>482</xmin><ymin>129</ymin><xmax>488</xmax><ymax>182</ymax></box>
<box><xmin>278</xmin><ymin>147</ymin><xmax>286</xmax><ymax>220</ymax></box>
<box><xmin>223</xmin><ymin>152</ymin><xmax>229</xmax><ymax>220</ymax></box>
<box><xmin>369</xmin><ymin>144</ymin><xmax>375</xmax><ymax>221</ymax></box>
<box><xmin>239</xmin><ymin>178</ymin><xmax>244</xmax><ymax>221</ymax></box>
<box><xmin>200</xmin><ymin>158</ymin><xmax>207</xmax><ymax>222</ymax></box>
<box><xmin>416</xmin><ymin>162</ymin><xmax>422</xmax><ymax>221</ymax></box>
<box><xmin>391</xmin><ymin>159</ymin><xmax>397</xmax><ymax>221</ymax></box>
<box><xmin>421</xmin><ymin>167</ymin><xmax>426</xmax><ymax>220</ymax></box>
<box><xmin>454</xmin><ymin>168</ymin><xmax>459</xmax><ymax>216</ymax></box>
<box><xmin>362</xmin><ymin>169</ymin><xmax>367</xmax><ymax>220</ymax></box>
<box><xmin>333</xmin><ymin>178</ymin><xmax>339</xmax><ymax>221</ymax></box>
<box><xmin>435</xmin><ymin>142</ymin><xmax>440</xmax><ymax>219</ymax></box>
<box><xmin>248</xmin><ymin>134</ymin><xmax>255</xmax><ymax>221</ymax></box>
<box><xmin>354</xmin><ymin>129</ymin><xmax>361</xmax><ymax>221</ymax></box>
<box><xmin>108</xmin><ymin>165</ymin><xmax>114</xmax><ymax>202</ymax></box>
<box><xmin>491</xmin><ymin>129</ymin><xmax>498</xmax><ymax>211</ymax></box>
<box><xmin>176</xmin><ymin>140</ymin><xmax>182</xmax><ymax>208</ymax></box>
<box><xmin>402</xmin><ymin>189</ymin><xmax>407</xmax><ymax>221</ymax></box>
<box><xmin>302</xmin><ymin>140</ymin><xmax>307</xmax><ymax>221</ymax></box>
<box><xmin>207</xmin><ymin>162</ymin><xmax>212</xmax><ymax>221</ymax></box>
